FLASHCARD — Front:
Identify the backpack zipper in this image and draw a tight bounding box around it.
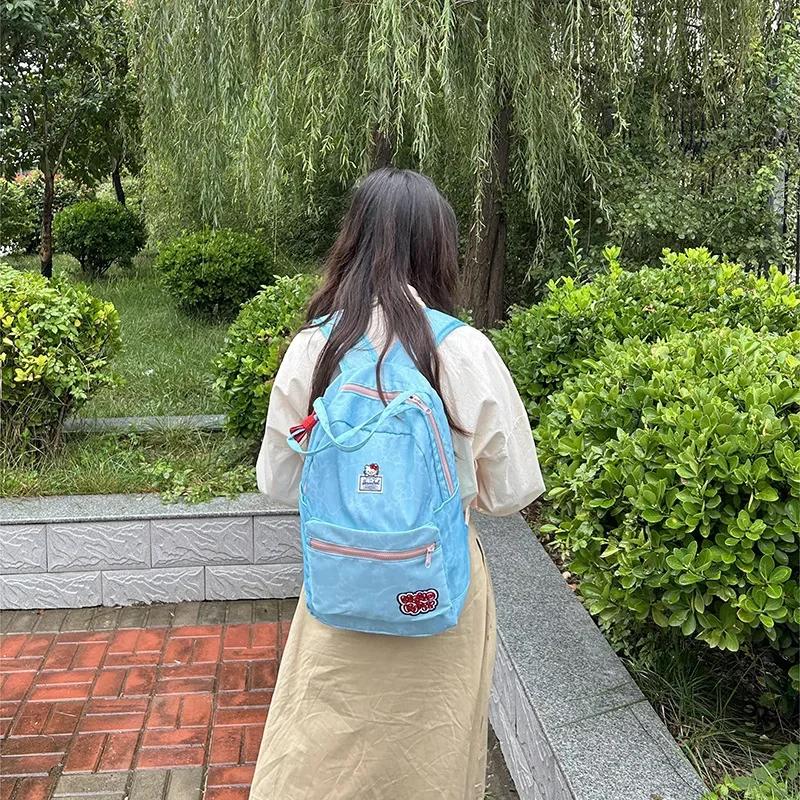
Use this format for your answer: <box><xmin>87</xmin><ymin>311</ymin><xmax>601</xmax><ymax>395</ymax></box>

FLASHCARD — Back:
<box><xmin>340</xmin><ymin>384</ymin><xmax>455</xmax><ymax>496</ymax></box>
<box><xmin>309</xmin><ymin>538</ymin><xmax>436</xmax><ymax>568</ymax></box>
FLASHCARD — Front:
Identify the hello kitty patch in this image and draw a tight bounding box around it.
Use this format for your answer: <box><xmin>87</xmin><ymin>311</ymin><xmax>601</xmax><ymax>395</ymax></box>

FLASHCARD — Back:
<box><xmin>357</xmin><ymin>463</ymin><xmax>383</xmax><ymax>494</ymax></box>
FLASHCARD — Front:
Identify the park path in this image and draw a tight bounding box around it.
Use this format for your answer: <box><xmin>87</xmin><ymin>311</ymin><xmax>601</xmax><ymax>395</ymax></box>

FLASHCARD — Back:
<box><xmin>0</xmin><ymin>599</ymin><xmax>294</xmax><ymax>800</ymax></box>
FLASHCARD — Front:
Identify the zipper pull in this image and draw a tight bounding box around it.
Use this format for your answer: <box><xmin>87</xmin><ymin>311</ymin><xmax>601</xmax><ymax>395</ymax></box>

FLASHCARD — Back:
<box><xmin>425</xmin><ymin>543</ymin><xmax>435</xmax><ymax>568</ymax></box>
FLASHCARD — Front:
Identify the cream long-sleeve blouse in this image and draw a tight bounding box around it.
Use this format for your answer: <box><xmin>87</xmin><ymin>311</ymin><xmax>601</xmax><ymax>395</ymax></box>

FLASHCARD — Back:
<box><xmin>256</xmin><ymin>288</ymin><xmax>545</xmax><ymax>515</ymax></box>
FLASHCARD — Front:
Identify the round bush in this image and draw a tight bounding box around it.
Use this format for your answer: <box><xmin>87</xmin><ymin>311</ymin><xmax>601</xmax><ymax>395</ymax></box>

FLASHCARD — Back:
<box><xmin>538</xmin><ymin>327</ymin><xmax>799</xmax><ymax>672</ymax></box>
<box><xmin>156</xmin><ymin>229</ymin><xmax>277</xmax><ymax>317</ymax></box>
<box><xmin>492</xmin><ymin>248</ymin><xmax>800</xmax><ymax>425</ymax></box>
<box><xmin>214</xmin><ymin>274</ymin><xmax>320</xmax><ymax>440</ymax></box>
<box><xmin>0</xmin><ymin>264</ymin><xmax>122</xmax><ymax>455</ymax></box>
<box><xmin>54</xmin><ymin>200</ymin><xmax>146</xmax><ymax>276</ymax></box>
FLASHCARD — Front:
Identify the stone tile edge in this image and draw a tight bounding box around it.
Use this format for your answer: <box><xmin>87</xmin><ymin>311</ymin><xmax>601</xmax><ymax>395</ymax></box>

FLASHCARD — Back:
<box><xmin>0</xmin><ymin>564</ymin><xmax>303</xmax><ymax>609</ymax></box>
<box><xmin>490</xmin><ymin>630</ymin><xmax>573</xmax><ymax>800</ymax></box>
<box><xmin>0</xmin><ymin>492</ymin><xmax>297</xmax><ymax>525</ymax></box>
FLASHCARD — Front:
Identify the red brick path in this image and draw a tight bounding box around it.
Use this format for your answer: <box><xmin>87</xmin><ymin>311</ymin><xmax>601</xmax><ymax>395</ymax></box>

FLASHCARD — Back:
<box><xmin>0</xmin><ymin>605</ymin><xmax>292</xmax><ymax>800</ymax></box>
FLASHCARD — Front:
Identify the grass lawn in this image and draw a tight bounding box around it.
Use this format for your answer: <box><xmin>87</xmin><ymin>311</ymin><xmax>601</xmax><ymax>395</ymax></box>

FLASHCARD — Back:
<box><xmin>1</xmin><ymin>428</ymin><xmax>257</xmax><ymax>502</ymax></box>
<box><xmin>8</xmin><ymin>253</ymin><xmax>231</xmax><ymax>417</ymax></box>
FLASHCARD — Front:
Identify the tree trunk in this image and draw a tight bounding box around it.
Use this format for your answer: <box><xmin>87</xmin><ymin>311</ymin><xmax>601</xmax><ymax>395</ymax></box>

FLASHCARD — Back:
<box><xmin>461</xmin><ymin>101</ymin><xmax>512</xmax><ymax>329</ymax></box>
<box><xmin>40</xmin><ymin>170</ymin><xmax>55</xmax><ymax>279</ymax></box>
<box><xmin>369</xmin><ymin>125</ymin><xmax>393</xmax><ymax>170</ymax></box>
<box><xmin>111</xmin><ymin>162</ymin><xmax>126</xmax><ymax>205</ymax></box>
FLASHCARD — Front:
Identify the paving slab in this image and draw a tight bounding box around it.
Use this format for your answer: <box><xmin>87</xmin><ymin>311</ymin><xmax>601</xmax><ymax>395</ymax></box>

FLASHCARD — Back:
<box><xmin>0</xmin><ymin>599</ymin><xmax>517</xmax><ymax>800</ymax></box>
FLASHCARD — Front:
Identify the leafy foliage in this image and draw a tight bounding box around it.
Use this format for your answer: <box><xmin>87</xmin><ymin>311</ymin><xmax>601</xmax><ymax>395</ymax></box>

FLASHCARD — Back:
<box><xmin>94</xmin><ymin>171</ymin><xmax>144</xmax><ymax>215</ymax></box>
<box><xmin>493</xmin><ymin>249</ymin><xmax>800</xmax><ymax>425</ymax></box>
<box><xmin>3</xmin><ymin>172</ymin><xmax>95</xmax><ymax>253</ymax></box>
<box><xmin>621</xmin><ymin>633</ymin><xmax>797</xmax><ymax>789</ymax></box>
<box><xmin>0</xmin><ymin>263</ymin><xmax>121</xmax><ymax>456</ymax></box>
<box><xmin>537</xmin><ymin>327</ymin><xmax>799</xmax><ymax>674</ymax></box>
<box><xmin>155</xmin><ymin>229</ymin><xmax>277</xmax><ymax>318</ymax></box>
<box><xmin>132</xmin><ymin>0</ymin><xmax>611</xmax><ymax>237</ymax></box>
<box><xmin>0</xmin><ymin>0</ymin><xmax>139</xmax><ymax>185</ymax></box>
<box><xmin>0</xmin><ymin>178</ymin><xmax>36</xmax><ymax>252</ymax></box>
<box><xmin>214</xmin><ymin>274</ymin><xmax>320</xmax><ymax>440</ymax></box>
<box><xmin>53</xmin><ymin>200</ymin><xmax>146</xmax><ymax>277</ymax></box>
<box><xmin>704</xmin><ymin>745</ymin><xmax>800</xmax><ymax>800</ymax></box>
<box><xmin>132</xmin><ymin>0</ymin><xmax>797</xmax><ymax>317</ymax></box>
<box><xmin>579</xmin><ymin>11</ymin><xmax>800</xmax><ymax>273</ymax></box>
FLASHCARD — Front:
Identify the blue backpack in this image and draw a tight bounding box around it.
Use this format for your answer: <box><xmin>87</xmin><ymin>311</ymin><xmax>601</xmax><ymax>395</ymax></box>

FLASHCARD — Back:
<box><xmin>286</xmin><ymin>308</ymin><xmax>471</xmax><ymax>637</ymax></box>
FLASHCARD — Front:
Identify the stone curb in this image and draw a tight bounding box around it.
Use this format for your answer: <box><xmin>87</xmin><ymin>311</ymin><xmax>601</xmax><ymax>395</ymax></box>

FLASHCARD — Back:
<box><xmin>478</xmin><ymin>511</ymin><xmax>705</xmax><ymax>800</ymax></box>
<box><xmin>0</xmin><ymin>491</ymin><xmax>706</xmax><ymax>800</ymax></box>
<box><xmin>63</xmin><ymin>414</ymin><xmax>225</xmax><ymax>434</ymax></box>
<box><xmin>0</xmin><ymin>493</ymin><xmax>301</xmax><ymax>608</ymax></box>
<box><xmin>0</xmin><ymin>492</ymin><xmax>288</xmax><ymax>525</ymax></box>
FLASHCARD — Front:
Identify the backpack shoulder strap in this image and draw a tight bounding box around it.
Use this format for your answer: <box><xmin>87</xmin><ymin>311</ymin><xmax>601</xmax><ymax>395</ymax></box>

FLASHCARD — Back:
<box><xmin>423</xmin><ymin>308</ymin><xmax>467</xmax><ymax>346</ymax></box>
<box><xmin>313</xmin><ymin>313</ymin><xmax>378</xmax><ymax>372</ymax></box>
<box><xmin>383</xmin><ymin>307</ymin><xmax>466</xmax><ymax>366</ymax></box>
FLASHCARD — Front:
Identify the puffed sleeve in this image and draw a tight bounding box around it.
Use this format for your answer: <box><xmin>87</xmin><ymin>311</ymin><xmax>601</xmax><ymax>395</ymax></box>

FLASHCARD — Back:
<box><xmin>255</xmin><ymin>328</ymin><xmax>324</xmax><ymax>508</ymax></box>
<box><xmin>439</xmin><ymin>326</ymin><xmax>545</xmax><ymax>516</ymax></box>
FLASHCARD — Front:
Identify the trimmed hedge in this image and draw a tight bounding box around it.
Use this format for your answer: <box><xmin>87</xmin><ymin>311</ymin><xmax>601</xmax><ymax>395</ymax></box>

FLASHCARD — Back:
<box><xmin>156</xmin><ymin>229</ymin><xmax>275</xmax><ymax>317</ymax></box>
<box><xmin>538</xmin><ymin>327</ymin><xmax>799</xmax><ymax>676</ymax></box>
<box><xmin>54</xmin><ymin>200</ymin><xmax>146</xmax><ymax>276</ymax></box>
<box><xmin>0</xmin><ymin>264</ymin><xmax>121</xmax><ymax>455</ymax></box>
<box><xmin>214</xmin><ymin>273</ymin><xmax>320</xmax><ymax>440</ymax></box>
<box><xmin>492</xmin><ymin>248</ymin><xmax>800</xmax><ymax>424</ymax></box>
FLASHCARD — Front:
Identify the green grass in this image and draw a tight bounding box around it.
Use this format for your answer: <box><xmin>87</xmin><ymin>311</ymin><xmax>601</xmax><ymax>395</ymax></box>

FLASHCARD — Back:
<box><xmin>3</xmin><ymin>254</ymin><xmax>259</xmax><ymax>502</ymax></box>
<box><xmin>1</xmin><ymin>428</ymin><xmax>257</xmax><ymax>501</ymax></box>
<box><xmin>621</xmin><ymin>636</ymin><xmax>796</xmax><ymax>791</ymax></box>
<box><xmin>7</xmin><ymin>253</ymin><xmax>231</xmax><ymax>417</ymax></box>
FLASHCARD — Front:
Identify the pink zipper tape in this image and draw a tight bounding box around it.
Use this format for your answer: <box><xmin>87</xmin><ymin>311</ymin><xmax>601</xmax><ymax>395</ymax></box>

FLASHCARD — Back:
<box><xmin>309</xmin><ymin>538</ymin><xmax>436</xmax><ymax>568</ymax></box>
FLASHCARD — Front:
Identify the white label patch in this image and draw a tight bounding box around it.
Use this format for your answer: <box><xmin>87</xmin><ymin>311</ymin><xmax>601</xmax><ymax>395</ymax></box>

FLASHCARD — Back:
<box><xmin>358</xmin><ymin>475</ymin><xmax>384</xmax><ymax>493</ymax></box>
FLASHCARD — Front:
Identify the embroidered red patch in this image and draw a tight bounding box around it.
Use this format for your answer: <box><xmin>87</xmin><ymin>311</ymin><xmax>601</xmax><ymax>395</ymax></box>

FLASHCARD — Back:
<box><xmin>397</xmin><ymin>589</ymin><xmax>439</xmax><ymax>616</ymax></box>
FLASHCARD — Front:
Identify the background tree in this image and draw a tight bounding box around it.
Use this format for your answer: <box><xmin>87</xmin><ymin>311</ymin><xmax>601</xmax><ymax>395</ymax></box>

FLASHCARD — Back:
<box><xmin>133</xmin><ymin>0</ymin><xmax>797</xmax><ymax>326</ymax></box>
<box><xmin>80</xmin><ymin>2</ymin><xmax>142</xmax><ymax>207</ymax></box>
<box><xmin>0</xmin><ymin>0</ymin><xmax>139</xmax><ymax>277</ymax></box>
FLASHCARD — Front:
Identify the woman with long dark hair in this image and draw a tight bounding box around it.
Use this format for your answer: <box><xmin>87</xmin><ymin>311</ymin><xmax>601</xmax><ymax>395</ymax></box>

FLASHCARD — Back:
<box><xmin>250</xmin><ymin>168</ymin><xmax>543</xmax><ymax>800</ymax></box>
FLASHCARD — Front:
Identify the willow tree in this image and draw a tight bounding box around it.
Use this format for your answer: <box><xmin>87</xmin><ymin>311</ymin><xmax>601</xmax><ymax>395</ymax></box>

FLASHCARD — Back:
<box><xmin>133</xmin><ymin>0</ymin><xmax>791</xmax><ymax>326</ymax></box>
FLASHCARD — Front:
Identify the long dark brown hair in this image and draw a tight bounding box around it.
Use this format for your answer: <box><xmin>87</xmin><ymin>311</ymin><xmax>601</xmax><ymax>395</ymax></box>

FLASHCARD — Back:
<box><xmin>305</xmin><ymin>168</ymin><xmax>464</xmax><ymax>432</ymax></box>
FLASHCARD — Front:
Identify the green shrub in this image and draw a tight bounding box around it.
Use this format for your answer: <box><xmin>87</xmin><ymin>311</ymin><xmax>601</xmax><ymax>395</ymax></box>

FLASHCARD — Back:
<box><xmin>704</xmin><ymin>744</ymin><xmax>800</xmax><ymax>800</ymax></box>
<box><xmin>0</xmin><ymin>264</ymin><xmax>122</xmax><ymax>456</ymax></box>
<box><xmin>538</xmin><ymin>327</ymin><xmax>799</xmax><ymax>674</ymax></box>
<box><xmin>214</xmin><ymin>274</ymin><xmax>320</xmax><ymax>440</ymax></box>
<box><xmin>156</xmin><ymin>229</ymin><xmax>276</xmax><ymax>317</ymax></box>
<box><xmin>54</xmin><ymin>200</ymin><xmax>146</xmax><ymax>277</ymax></box>
<box><xmin>13</xmin><ymin>171</ymin><xmax>95</xmax><ymax>253</ymax></box>
<box><xmin>0</xmin><ymin>179</ymin><xmax>37</xmax><ymax>253</ymax></box>
<box><xmin>492</xmin><ymin>248</ymin><xmax>800</xmax><ymax>425</ymax></box>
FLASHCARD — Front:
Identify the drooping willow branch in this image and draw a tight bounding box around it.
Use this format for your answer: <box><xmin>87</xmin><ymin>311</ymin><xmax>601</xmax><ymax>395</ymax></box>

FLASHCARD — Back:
<box><xmin>130</xmin><ymin>0</ymin><xmax>794</xmax><ymax>238</ymax></box>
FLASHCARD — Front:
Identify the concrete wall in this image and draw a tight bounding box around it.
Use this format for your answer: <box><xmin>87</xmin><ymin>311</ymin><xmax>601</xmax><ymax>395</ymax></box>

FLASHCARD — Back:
<box><xmin>0</xmin><ymin>494</ymin><xmax>301</xmax><ymax>608</ymax></box>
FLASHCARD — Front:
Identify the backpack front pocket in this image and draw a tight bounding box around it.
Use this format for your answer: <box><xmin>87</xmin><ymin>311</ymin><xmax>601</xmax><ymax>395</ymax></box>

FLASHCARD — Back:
<box><xmin>303</xmin><ymin>519</ymin><xmax>455</xmax><ymax>635</ymax></box>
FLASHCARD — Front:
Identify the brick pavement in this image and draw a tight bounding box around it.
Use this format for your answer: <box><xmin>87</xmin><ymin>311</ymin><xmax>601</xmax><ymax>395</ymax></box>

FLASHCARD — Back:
<box><xmin>0</xmin><ymin>600</ymin><xmax>295</xmax><ymax>800</ymax></box>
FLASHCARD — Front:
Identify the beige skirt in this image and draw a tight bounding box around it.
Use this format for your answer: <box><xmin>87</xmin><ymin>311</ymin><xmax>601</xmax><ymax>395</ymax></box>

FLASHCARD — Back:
<box><xmin>248</xmin><ymin>526</ymin><xmax>496</xmax><ymax>800</ymax></box>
